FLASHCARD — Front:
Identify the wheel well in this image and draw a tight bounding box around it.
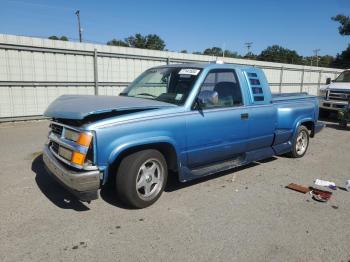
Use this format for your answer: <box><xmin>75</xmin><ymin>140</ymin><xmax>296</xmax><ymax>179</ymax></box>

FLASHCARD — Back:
<box><xmin>301</xmin><ymin>121</ymin><xmax>315</xmax><ymax>137</ymax></box>
<box><xmin>108</xmin><ymin>143</ymin><xmax>178</xmax><ymax>183</ymax></box>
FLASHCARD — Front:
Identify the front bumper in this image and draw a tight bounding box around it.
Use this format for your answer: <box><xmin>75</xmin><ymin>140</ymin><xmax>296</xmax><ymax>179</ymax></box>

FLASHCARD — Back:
<box><xmin>319</xmin><ymin>99</ymin><xmax>348</xmax><ymax>111</ymax></box>
<box><xmin>43</xmin><ymin>145</ymin><xmax>101</xmax><ymax>202</ymax></box>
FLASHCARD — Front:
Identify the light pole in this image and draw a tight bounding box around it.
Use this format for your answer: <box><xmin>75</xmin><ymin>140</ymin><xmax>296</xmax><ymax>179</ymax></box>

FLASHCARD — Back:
<box><xmin>75</xmin><ymin>10</ymin><xmax>82</xmax><ymax>42</ymax></box>
<box><xmin>245</xmin><ymin>42</ymin><xmax>253</xmax><ymax>58</ymax></box>
<box><xmin>313</xmin><ymin>49</ymin><xmax>320</xmax><ymax>67</ymax></box>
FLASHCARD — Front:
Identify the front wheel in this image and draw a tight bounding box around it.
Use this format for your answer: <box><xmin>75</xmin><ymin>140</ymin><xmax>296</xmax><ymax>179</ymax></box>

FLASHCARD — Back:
<box><xmin>289</xmin><ymin>126</ymin><xmax>310</xmax><ymax>158</ymax></box>
<box><xmin>116</xmin><ymin>149</ymin><xmax>168</xmax><ymax>208</ymax></box>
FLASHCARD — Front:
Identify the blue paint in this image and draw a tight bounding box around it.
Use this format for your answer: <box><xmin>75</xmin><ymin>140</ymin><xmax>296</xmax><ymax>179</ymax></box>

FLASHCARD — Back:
<box><xmin>44</xmin><ymin>63</ymin><xmax>324</xmax><ymax>185</ymax></box>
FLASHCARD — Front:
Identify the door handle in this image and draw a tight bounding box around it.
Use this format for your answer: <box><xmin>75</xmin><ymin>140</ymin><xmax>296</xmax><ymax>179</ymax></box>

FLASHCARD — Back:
<box><xmin>241</xmin><ymin>113</ymin><xmax>249</xmax><ymax>120</ymax></box>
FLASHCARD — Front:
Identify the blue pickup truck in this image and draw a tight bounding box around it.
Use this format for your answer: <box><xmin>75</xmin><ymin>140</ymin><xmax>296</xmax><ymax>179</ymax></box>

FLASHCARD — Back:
<box><xmin>43</xmin><ymin>63</ymin><xmax>324</xmax><ymax>208</ymax></box>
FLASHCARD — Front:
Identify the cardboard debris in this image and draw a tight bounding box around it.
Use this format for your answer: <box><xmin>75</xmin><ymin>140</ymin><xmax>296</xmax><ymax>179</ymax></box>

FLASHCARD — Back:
<box><xmin>286</xmin><ymin>183</ymin><xmax>311</xmax><ymax>194</ymax></box>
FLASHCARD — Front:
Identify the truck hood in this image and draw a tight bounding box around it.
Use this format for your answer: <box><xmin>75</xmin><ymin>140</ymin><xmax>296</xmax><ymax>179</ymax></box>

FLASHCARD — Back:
<box><xmin>44</xmin><ymin>95</ymin><xmax>176</xmax><ymax>120</ymax></box>
<box><xmin>321</xmin><ymin>82</ymin><xmax>350</xmax><ymax>91</ymax></box>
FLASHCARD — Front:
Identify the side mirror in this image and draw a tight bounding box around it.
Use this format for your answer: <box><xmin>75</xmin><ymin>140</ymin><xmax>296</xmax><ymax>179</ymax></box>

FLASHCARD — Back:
<box><xmin>197</xmin><ymin>90</ymin><xmax>219</xmax><ymax>108</ymax></box>
<box><xmin>326</xmin><ymin>78</ymin><xmax>332</xmax><ymax>85</ymax></box>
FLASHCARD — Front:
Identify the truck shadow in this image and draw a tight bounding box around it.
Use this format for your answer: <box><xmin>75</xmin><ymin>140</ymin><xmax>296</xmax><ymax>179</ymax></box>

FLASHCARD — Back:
<box><xmin>32</xmin><ymin>154</ymin><xmax>277</xmax><ymax>210</ymax></box>
<box><xmin>164</xmin><ymin>157</ymin><xmax>277</xmax><ymax>192</ymax></box>
<box><xmin>31</xmin><ymin>154</ymin><xmax>90</xmax><ymax>211</ymax></box>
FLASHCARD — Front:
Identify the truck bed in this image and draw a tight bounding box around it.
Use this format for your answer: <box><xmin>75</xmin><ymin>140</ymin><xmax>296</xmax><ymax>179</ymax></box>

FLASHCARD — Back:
<box><xmin>271</xmin><ymin>92</ymin><xmax>315</xmax><ymax>102</ymax></box>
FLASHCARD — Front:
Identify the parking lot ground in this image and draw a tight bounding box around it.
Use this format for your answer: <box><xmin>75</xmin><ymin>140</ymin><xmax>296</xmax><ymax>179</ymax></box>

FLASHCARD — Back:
<box><xmin>0</xmin><ymin>120</ymin><xmax>349</xmax><ymax>262</ymax></box>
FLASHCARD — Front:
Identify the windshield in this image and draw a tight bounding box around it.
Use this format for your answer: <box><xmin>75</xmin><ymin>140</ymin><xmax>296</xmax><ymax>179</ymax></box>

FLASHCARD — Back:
<box><xmin>121</xmin><ymin>67</ymin><xmax>202</xmax><ymax>105</ymax></box>
<box><xmin>334</xmin><ymin>70</ymin><xmax>350</xmax><ymax>83</ymax></box>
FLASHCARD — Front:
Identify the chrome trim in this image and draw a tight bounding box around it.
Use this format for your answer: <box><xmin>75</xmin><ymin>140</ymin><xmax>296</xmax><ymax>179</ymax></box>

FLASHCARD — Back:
<box><xmin>49</xmin><ymin>145</ymin><xmax>98</xmax><ymax>171</ymax></box>
<box><xmin>50</xmin><ymin>121</ymin><xmax>82</xmax><ymax>132</ymax></box>
<box><xmin>48</xmin><ymin>121</ymin><xmax>96</xmax><ymax>171</ymax></box>
<box><xmin>49</xmin><ymin>132</ymin><xmax>88</xmax><ymax>154</ymax></box>
<box><xmin>43</xmin><ymin>146</ymin><xmax>100</xmax><ymax>201</ymax></box>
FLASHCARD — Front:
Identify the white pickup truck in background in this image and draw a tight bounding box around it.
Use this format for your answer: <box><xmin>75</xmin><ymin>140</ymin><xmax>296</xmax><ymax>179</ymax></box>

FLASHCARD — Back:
<box><xmin>319</xmin><ymin>70</ymin><xmax>350</xmax><ymax>115</ymax></box>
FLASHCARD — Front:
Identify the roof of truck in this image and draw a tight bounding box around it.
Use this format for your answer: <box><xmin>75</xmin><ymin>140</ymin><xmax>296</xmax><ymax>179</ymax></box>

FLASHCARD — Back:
<box><xmin>153</xmin><ymin>62</ymin><xmax>255</xmax><ymax>71</ymax></box>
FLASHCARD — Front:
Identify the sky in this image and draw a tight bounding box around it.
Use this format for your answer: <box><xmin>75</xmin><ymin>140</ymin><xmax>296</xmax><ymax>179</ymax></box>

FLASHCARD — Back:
<box><xmin>0</xmin><ymin>0</ymin><xmax>349</xmax><ymax>57</ymax></box>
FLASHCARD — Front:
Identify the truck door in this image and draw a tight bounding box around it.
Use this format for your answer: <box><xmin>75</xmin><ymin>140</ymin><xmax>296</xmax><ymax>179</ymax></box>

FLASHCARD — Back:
<box><xmin>243</xmin><ymin>71</ymin><xmax>275</xmax><ymax>151</ymax></box>
<box><xmin>185</xmin><ymin>69</ymin><xmax>249</xmax><ymax>168</ymax></box>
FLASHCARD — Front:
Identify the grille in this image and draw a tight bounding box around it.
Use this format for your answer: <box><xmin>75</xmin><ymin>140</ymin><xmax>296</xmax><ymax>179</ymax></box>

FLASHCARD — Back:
<box><xmin>328</xmin><ymin>90</ymin><xmax>350</xmax><ymax>101</ymax></box>
<box><xmin>51</xmin><ymin>141</ymin><xmax>59</xmax><ymax>154</ymax></box>
<box><xmin>50</xmin><ymin>123</ymin><xmax>63</xmax><ymax>136</ymax></box>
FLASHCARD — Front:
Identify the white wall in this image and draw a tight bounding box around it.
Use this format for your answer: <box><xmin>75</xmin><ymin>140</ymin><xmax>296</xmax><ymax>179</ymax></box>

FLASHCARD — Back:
<box><xmin>0</xmin><ymin>34</ymin><xmax>342</xmax><ymax>119</ymax></box>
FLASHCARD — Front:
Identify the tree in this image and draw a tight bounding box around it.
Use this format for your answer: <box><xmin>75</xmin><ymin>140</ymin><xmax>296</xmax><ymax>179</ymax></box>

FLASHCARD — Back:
<box><xmin>318</xmin><ymin>55</ymin><xmax>335</xmax><ymax>68</ymax></box>
<box><xmin>243</xmin><ymin>52</ymin><xmax>257</xmax><ymax>60</ymax></box>
<box><xmin>192</xmin><ymin>51</ymin><xmax>202</xmax><ymax>55</ymax></box>
<box><xmin>60</xmin><ymin>36</ymin><xmax>69</xmax><ymax>41</ymax></box>
<box><xmin>180</xmin><ymin>50</ymin><xmax>188</xmax><ymax>53</ymax></box>
<box><xmin>124</xmin><ymin>33</ymin><xmax>165</xmax><ymax>50</ymax></box>
<box><xmin>224</xmin><ymin>50</ymin><xmax>241</xmax><ymax>58</ymax></box>
<box><xmin>48</xmin><ymin>35</ymin><xmax>69</xmax><ymax>41</ymax></box>
<box><xmin>203</xmin><ymin>47</ymin><xmax>223</xmax><ymax>56</ymax></box>
<box><xmin>107</xmin><ymin>39</ymin><xmax>129</xmax><ymax>47</ymax></box>
<box><xmin>332</xmin><ymin>14</ymin><xmax>350</xmax><ymax>35</ymax></box>
<box><xmin>258</xmin><ymin>45</ymin><xmax>303</xmax><ymax>64</ymax></box>
<box><xmin>332</xmin><ymin>44</ymin><xmax>350</xmax><ymax>69</ymax></box>
<box><xmin>48</xmin><ymin>35</ymin><xmax>59</xmax><ymax>40</ymax></box>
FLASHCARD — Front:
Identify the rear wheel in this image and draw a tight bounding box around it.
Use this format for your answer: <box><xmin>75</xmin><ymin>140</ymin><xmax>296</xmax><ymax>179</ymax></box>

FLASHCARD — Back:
<box><xmin>116</xmin><ymin>149</ymin><xmax>167</xmax><ymax>208</ymax></box>
<box><xmin>289</xmin><ymin>126</ymin><xmax>310</xmax><ymax>158</ymax></box>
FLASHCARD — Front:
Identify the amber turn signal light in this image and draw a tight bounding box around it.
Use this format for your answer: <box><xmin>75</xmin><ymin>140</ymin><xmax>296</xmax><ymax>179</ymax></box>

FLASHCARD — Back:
<box><xmin>77</xmin><ymin>133</ymin><xmax>92</xmax><ymax>147</ymax></box>
<box><xmin>71</xmin><ymin>151</ymin><xmax>86</xmax><ymax>166</ymax></box>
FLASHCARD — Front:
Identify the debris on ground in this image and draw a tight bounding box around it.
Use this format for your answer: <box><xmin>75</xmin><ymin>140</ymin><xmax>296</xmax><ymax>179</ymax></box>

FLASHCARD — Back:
<box><xmin>309</xmin><ymin>188</ymin><xmax>332</xmax><ymax>202</ymax></box>
<box><xmin>314</xmin><ymin>179</ymin><xmax>337</xmax><ymax>190</ymax></box>
<box><xmin>346</xmin><ymin>180</ymin><xmax>350</xmax><ymax>191</ymax></box>
<box><xmin>286</xmin><ymin>183</ymin><xmax>311</xmax><ymax>193</ymax></box>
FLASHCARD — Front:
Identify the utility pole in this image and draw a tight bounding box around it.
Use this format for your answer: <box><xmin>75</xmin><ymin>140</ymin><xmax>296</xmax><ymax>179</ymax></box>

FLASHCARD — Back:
<box><xmin>245</xmin><ymin>42</ymin><xmax>253</xmax><ymax>57</ymax></box>
<box><xmin>75</xmin><ymin>10</ymin><xmax>82</xmax><ymax>42</ymax></box>
<box><xmin>313</xmin><ymin>49</ymin><xmax>320</xmax><ymax>67</ymax></box>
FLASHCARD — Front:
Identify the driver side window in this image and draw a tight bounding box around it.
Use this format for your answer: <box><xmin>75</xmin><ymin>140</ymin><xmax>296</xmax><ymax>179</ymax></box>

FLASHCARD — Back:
<box><xmin>199</xmin><ymin>69</ymin><xmax>243</xmax><ymax>109</ymax></box>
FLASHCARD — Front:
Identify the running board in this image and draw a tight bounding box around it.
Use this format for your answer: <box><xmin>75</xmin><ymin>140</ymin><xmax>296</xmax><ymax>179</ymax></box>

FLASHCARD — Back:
<box><xmin>190</xmin><ymin>155</ymin><xmax>246</xmax><ymax>177</ymax></box>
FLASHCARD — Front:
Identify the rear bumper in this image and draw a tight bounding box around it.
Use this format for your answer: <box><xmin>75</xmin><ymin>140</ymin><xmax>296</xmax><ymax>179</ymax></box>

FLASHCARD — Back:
<box><xmin>319</xmin><ymin>99</ymin><xmax>348</xmax><ymax>111</ymax></box>
<box><xmin>43</xmin><ymin>145</ymin><xmax>101</xmax><ymax>202</ymax></box>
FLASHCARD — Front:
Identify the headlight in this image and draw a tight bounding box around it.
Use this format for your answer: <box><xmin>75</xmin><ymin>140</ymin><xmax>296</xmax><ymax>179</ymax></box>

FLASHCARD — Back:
<box><xmin>318</xmin><ymin>88</ymin><xmax>327</xmax><ymax>97</ymax></box>
<box><xmin>64</xmin><ymin>129</ymin><xmax>80</xmax><ymax>142</ymax></box>
<box><xmin>63</xmin><ymin>129</ymin><xmax>93</xmax><ymax>166</ymax></box>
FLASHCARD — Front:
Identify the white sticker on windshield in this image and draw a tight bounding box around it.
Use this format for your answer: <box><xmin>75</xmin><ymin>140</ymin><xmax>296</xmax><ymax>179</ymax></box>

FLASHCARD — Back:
<box><xmin>178</xmin><ymin>68</ymin><xmax>200</xmax><ymax>75</ymax></box>
<box><xmin>175</xmin><ymin>94</ymin><xmax>183</xmax><ymax>100</ymax></box>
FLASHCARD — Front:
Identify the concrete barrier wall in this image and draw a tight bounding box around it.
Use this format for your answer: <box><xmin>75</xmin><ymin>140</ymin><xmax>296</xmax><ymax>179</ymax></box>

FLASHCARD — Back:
<box><xmin>0</xmin><ymin>34</ymin><xmax>342</xmax><ymax>120</ymax></box>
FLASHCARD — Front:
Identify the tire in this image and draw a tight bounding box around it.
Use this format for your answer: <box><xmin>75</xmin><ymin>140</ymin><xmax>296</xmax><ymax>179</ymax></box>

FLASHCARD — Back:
<box><xmin>288</xmin><ymin>126</ymin><xmax>310</xmax><ymax>158</ymax></box>
<box><xmin>116</xmin><ymin>149</ymin><xmax>168</xmax><ymax>208</ymax></box>
<box><xmin>339</xmin><ymin>120</ymin><xmax>348</xmax><ymax>128</ymax></box>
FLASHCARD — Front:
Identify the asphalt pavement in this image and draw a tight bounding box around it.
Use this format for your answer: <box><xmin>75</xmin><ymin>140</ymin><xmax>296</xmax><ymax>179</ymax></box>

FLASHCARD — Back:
<box><xmin>0</xmin><ymin>119</ymin><xmax>349</xmax><ymax>262</ymax></box>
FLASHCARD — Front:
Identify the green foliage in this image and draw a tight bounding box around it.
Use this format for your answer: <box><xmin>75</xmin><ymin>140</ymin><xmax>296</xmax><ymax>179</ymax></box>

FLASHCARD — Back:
<box><xmin>48</xmin><ymin>35</ymin><xmax>69</xmax><ymax>41</ymax></box>
<box><xmin>243</xmin><ymin>52</ymin><xmax>257</xmax><ymax>60</ymax></box>
<box><xmin>224</xmin><ymin>50</ymin><xmax>241</xmax><ymax>58</ymax></box>
<box><xmin>203</xmin><ymin>47</ymin><xmax>223</xmax><ymax>56</ymax></box>
<box><xmin>332</xmin><ymin>44</ymin><xmax>350</xmax><ymax>69</ymax></box>
<box><xmin>258</xmin><ymin>45</ymin><xmax>303</xmax><ymax>64</ymax></box>
<box><xmin>180</xmin><ymin>50</ymin><xmax>188</xmax><ymax>53</ymax></box>
<box><xmin>332</xmin><ymin>14</ymin><xmax>350</xmax><ymax>35</ymax></box>
<box><xmin>125</xmin><ymin>33</ymin><xmax>165</xmax><ymax>50</ymax></box>
<box><xmin>107</xmin><ymin>39</ymin><xmax>129</xmax><ymax>47</ymax></box>
<box><xmin>107</xmin><ymin>34</ymin><xmax>166</xmax><ymax>50</ymax></box>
